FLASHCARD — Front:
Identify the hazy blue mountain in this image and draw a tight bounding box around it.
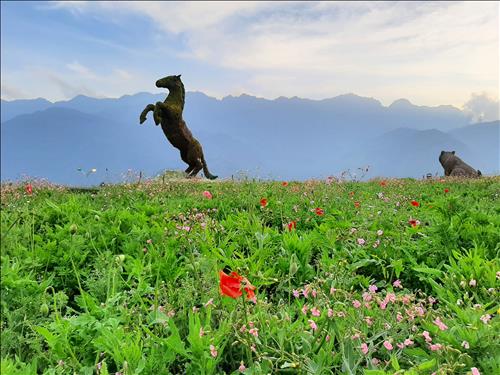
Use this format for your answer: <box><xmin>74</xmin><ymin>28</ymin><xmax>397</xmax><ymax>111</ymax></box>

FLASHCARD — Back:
<box><xmin>1</xmin><ymin>98</ymin><xmax>53</xmax><ymax>122</ymax></box>
<box><xmin>448</xmin><ymin>121</ymin><xmax>500</xmax><ymax>174</ymax></box>
<box><xmin>1</xmin><ymin>92</ymin><xmax>498</xmax><ymax>185</ymax></box>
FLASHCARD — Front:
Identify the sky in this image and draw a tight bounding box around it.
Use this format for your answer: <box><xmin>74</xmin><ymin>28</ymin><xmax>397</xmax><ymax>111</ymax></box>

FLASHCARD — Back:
<box><xmin>1</xmin><ymin>1</ymin><xmax>499</xmax><ymax>113</ymax></box>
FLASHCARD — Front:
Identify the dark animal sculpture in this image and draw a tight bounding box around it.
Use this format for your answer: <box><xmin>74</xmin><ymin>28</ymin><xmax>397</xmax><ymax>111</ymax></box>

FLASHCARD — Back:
<box><xmin>139</xmin><ymin>75</ymin><xmax>217</xmax><ymax>179</ymax></box>
<box><xmin>439</xmin><ymin>151</ymin><xmax>481</xmax><ymax>177</ymax></box>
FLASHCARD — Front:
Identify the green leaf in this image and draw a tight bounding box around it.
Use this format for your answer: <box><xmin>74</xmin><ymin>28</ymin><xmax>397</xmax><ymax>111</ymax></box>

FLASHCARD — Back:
<box><xmin>415</xmin><ymin>359</ymin><xmax>437</xmax><ymax>372</ymax></box>
<box><xmin>391</xmin><ymin>354</ymin><xmax>400</xmax><ymax>371</ymax></box>
<box><xmin>164</xmin><ymin>319</ymin><xmax>190</xmax><ymax>359</ymax></box>
<box><xmin>412</xmin><ymin>266</ymin><xmax>442</xmax><ymax>277</ymax></box>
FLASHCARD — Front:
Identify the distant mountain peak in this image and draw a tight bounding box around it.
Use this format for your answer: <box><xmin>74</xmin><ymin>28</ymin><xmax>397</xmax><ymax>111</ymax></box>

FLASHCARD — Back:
<box><xmin>389</xmin><ymin>98</ymin><xmax>414</xmax><ymax>108</ymax></box>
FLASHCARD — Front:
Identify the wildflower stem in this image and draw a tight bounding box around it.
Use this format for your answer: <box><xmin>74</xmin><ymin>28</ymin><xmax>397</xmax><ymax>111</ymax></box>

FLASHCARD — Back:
<box><xmin>240</xmin><ymin>288</ymin><xmax>254</xmax><ymax>367</ymax></box>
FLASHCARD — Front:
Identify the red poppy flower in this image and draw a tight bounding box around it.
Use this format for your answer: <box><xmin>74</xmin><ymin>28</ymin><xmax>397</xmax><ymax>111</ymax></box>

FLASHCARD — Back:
<box><xmin>379</xmin><ymin>180</ymin><xmax>387</xmax><ymax>187</ymax></box>
<box><xmin>444</xmin><ymin>188</ymin><xmax>449</xmax><ymax>193</ymax></box>
<box><xmin>408</xmin><ymin>219</ymin><xmax>420</xmax><ymax>228</ymax></box>
<box><xmin>25</xmin><ymin>184</ymin><xmax>33</xmax><ymax>195</ymax></box>
<box><xmin>282</xmin><ymin>181</ymin><xmax>289</xmax><ymax>187</ymax></box>
<box><xmin>410</xmin><ymin>200</ymin><xmax>420</xmax><ymax>207</ymax></box>
<box><xmin>219</xmin><ymin>270</ymin><xmax>256</xmax><ymax>302</ymax></box>
<box><xmin>287</xmin><ymin>221</ymin><xmax>297</xmax><ymax>231</ymax></box>
<box><xmin>354</xmin><ymin>201</ymin><xmax>361</xmax><ymax>208</ymax></box>
<box><xmin>260</xmin><ymin>198</ymin><xmax>268</xmax><ymax>208</ymax></box>
<box><xmin>315</xmin><ymin>207</ymin><xmax>324</xmax><ymax>216</ymax></box>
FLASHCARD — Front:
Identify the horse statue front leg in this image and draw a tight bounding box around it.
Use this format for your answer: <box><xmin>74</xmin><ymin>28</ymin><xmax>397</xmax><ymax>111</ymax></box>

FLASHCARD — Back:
<box><xmin>139</xmin><ymin>104</ymin><xmax>156</xmax><ymax>124</ymax></box>
<box><xmin>140</xmin><ymin>104</ymin><xmax>163</xmax><ymax>125</ymax></box>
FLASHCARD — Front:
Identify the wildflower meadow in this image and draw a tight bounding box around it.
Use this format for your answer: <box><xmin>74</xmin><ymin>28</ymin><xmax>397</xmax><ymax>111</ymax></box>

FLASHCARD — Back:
<box><xmin>1</xmin><ymin>176</ymin><xmax>499</xmax><ymax>374</ymax></box>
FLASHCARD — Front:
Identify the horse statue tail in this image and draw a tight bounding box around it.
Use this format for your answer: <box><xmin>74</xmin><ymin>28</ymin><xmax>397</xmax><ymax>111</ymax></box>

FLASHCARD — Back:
<box><xmin>201</xmin><ymin>153</ymin><xmax>218</xmax><ymax>180</ymax></box>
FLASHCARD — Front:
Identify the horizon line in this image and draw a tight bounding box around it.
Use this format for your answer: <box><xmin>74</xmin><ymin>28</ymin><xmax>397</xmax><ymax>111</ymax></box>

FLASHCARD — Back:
<box><xmin>1</xmin><ymin>91</ymin><xmax>466</xmax><ymax>111</ymax></box>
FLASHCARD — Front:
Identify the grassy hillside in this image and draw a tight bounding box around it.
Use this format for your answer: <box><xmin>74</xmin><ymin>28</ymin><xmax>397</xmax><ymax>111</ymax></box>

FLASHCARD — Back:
<box><xmin>1</xmin><ymin>177</ymin><xmax>499</xmax><ymax>374</ymax></box>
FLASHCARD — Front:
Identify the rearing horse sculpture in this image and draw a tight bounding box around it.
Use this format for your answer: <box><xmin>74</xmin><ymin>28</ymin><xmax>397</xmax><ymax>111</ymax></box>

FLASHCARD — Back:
<box><xmin>139</xmin><ymin>75</ymin><xmax>217</xmax><ymax>179</ymax></box>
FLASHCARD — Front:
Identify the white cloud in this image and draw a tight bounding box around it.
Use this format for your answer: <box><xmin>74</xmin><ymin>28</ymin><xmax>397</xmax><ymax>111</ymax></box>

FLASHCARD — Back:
<box><xmin>38</xmin><ymin>1</ymin><xmax>500</xmax><ymax>105</ymax></box>
<box><xmin>66</xmin><ymin>61</ymin><xmax>98</xmax><ymax>79</ymax></box>
<box><xmin>463</xmin><ymin>92</ymin><xmax>500</xmax><ymax>122</ymax></box>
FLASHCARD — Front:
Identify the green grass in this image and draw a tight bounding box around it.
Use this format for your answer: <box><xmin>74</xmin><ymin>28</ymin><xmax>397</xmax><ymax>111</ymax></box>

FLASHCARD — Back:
<box><xmin>1</xmin><ymin>176</ymin><xmax>499</xmax><ymax>374</ymax></box>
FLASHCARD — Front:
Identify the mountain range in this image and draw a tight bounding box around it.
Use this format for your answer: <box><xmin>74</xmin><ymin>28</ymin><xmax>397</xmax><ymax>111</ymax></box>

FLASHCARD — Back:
<box><xmin>1</xmin><ymin>92</ymin><xmax>498</xmax><ymax>185</ymax></box>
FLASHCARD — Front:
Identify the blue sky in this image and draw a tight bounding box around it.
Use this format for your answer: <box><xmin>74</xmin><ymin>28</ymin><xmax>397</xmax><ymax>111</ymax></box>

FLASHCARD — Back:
<box><xmin>1</xmin><ymin>1</ymin><xmax>498</xmax><ymax>111</ymax></box>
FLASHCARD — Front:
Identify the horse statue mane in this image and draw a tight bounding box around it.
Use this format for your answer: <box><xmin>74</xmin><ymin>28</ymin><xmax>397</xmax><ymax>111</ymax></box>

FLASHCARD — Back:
<box><xmin>139</xmin><ymin>74</ymin><xmax>217</xmax><ymax>179</ymax></box>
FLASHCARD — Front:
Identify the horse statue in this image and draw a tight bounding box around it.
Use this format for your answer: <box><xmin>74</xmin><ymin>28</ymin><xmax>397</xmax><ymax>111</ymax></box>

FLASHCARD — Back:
<box><xmin>139</xmin><ymin>74</ymin><xmax>217</xmax><ymax>179</ymax></box>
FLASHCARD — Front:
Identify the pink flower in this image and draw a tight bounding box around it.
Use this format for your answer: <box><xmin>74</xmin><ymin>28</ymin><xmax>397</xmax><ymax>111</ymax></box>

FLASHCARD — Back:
<box><xmin>360</xmin><ymin>343</ymin><xmax>369</xmax><ymax>354</ymax></box>
<box><xmin>311</xmin><ymin>289</ymin><xmax>317</xmax><ymax>298</ymax></box>
<box><xmin>469</xmin><ymin>279</ymin><xmax>477</xmax><ymax>287</ymax></box>
<box><xmin>404</xmin><ymin>338</ymin><xmax>414</xmax><ymax>346</ymax></box>
<box><xmin>351</xmin><ymin>333</ymin><xmax>360</xmax><ymax>340</ymax></box>
<box><xmin>239</xmin><ymin>362</ymin><xmax>246</xmax><ymax>373</ymax></box>
<box><xmin>397</xmin><ymin>343</ymin><xmax>405</xmax><ymax>349</ymax></box>
<box><xmin>199</xmin><ymin>327</ymin><xmax>205</xmax><ymax>337</ymax></box>
<box><xmin>249</xmin><ymin>328</ymin><xmax>259</xmax><ymax>337</ymax></box>
<box><xmin>480</xmin><ymin>314</ymin><xmax>491</xmax><ymax>324</ymax></box>
<box><xmin>301</xmin><ymin>305</ymin><xmax>309</xmax><ymax>315</ymax></box>
<box><xmin>429</xmin><ymin>343</ymin><xmax>443</xmax><ymax>351</ymax></box>
<box><xmin>462</xmin><ymin>341</ymin><xmax>470</xmax><ymax>349</ymax></box>
<box><xmin>396</xmin><ymin>312</ymin><xmax>403</xmax><ymax>322</ymax></box>
<box><xmin>311</xmin><ymin>307</ymin><xmax>321</xmax><ymax>317</ymax></box>
<box><xmin>352</xmin><ymin>300</ymin><xmax>362</xmax><ymax>309</ymax></box>
<box><xmin>203</xmin><ymin>190</ymin><xmax>213</xmax><ymax>199</ymax></box>
<box><xmin>414</xmin><ymin>306</ymin><xmax>425</xmax><ymax>317</ymax></box>
<box><xmin>240</xmin><ymin>325</ymin><xmax>247</xmax><ymax>333</ymax></box>
<box><xmin>204</xmin><ymin>298</ymin><xmax>214</xmax><ymax>308</ymax></box>
<box><xmin>393</xmin><ymin>280</ymin><xmax>403</xmax><ymax>289</ymax></box>
<box><xmin>364</xmin><ymin>316</ymin><xmax>374</xmax><ymax>326</ymax></box>
<box><xmin>383</xmin><ymin>341</ymin><xmax>393</xmax><ymax>351</ymax></box>
<box><xmin>328</xmin><ymin>308</ymin><xmax>334</xmax><ymax>318</ymax></box>
<box><xmin>422</xmin><ymin>331</ymin><xmax>432</xmax><ymax>342</ymax></box>
<box><xmin>337</xmin><ymin>311</ymin><xmax>346</xmax><ymax>318</ymax></box>
<box><xmin>433</xmin><ymin>318</ymin><xmax>448</xmax><ymax>331</ymax></box>
<box><xmin>330</xmin><ymin>287</ymin><xmax>337</xmax><ymax>295</ymax></box>
<box><xmin>386</xmin><ymin>292</ymin><xmax>396</xmax><ymax>303</ymax></box>
<box><xmin>471</xmin><ymin>367</ymin><xmax>480</xmax><ymax>375</ymax></box>
<box><xmin>362</xmin><ymin>292</ymin><xmax>372</xmax><ymax>302</ymax></box>
<box><xmin>369</xmin><ymin>284</ymin><xmax>378</xmax><ymax>293</ymax></box>
<box><xmin>292</xmin><ymin>289</ymin><xmax>300</xmax><ymax>298</ymax></box>
<box><xmin>302</xmin><ymin>287</ymin><xmax>310</xmax><ymax>298</ymax></box>
<box><xmin>402</xmin><ymin>295</ymin><xmax>411</xmax><ymax>305</ymax></box>
<box><xmin>357</xmin><ymin>238</ymin><xmax>366</xmax><ymax>246</ymax></box>
<box><xmin>146</xmin><ymin>239</ymin><xmax>152</xmax><ymax>244</ymax></box>
<box><xmin>210</xmin><ymin>344</ymin><xmax>217</xmax><ymax>358</ymax></box>
<box><xmin>308</xmin><ymin>319</ymin><xmax>318</xmax><ymax>331</ymax></box>
<box><xmin>371</xmin><ymin>358</ymin><xmax>380</xmax><ymax>365</ymax></box>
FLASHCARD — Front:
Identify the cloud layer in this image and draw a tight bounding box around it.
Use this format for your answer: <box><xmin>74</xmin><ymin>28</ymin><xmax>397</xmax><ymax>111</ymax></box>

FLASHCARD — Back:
<box><xmin>2</xmin><ymin>1</ymin><xmax>498</xmax><ymax>111</ymax></box>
